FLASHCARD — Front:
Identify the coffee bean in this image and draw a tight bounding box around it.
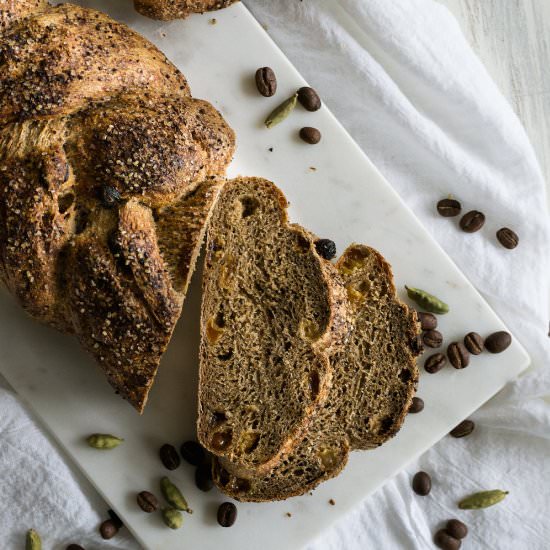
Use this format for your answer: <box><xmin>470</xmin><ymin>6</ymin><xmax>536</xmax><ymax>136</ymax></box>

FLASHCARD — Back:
<box><xmin>299</xmin><ymin>127</ymin><xmax>321</xmax><ymax>144</ymax></box>
<box><xmin>180</xmin><ymin>440</ymin><xmax>206</xmax><ymax>466</ymax></box>
<box><xmin>450</xmin><ymin>419</ymin><xmax>475</xmax><ymax>438</ymax></box>
<box><xmin>99</xmin><ymin>519</ymin><xmax>118</xmax><ymax>540</ymax></box>
<box><xmin>410</xmin><ymin>334</ymin><xmax>424</xmax><ymax>356</ymax></box>
<box><xmin>417</xmin><ymin>311</ymin><xmax>438</xmax><ymax>331</ymax></box>
<box><xmin>107</xmin><ymin>509</ymin><xmax>123</xmax><ymax>529</ymax></box>
<box><xmin>297</xmin><ymin>86</ymin><xmax>321</xmax><ymax>111</ymax></box>
<box><xmin>445</xmin><ymin>519</ymin><xmax>468</xmax><ymax>540</ymax></box>
<box><xmin>423</xmin><ymin>330</ymin><xmax>443</xmax><ymax>348</ymax></box>
<box><xmin>137</xmin><ymin>491</ymin><xmax>159</xmax><ymax>513</ymax></box>
<box><xmin>496</xmin><ymin>227</ymin><xmax>519</xmax><ymax>249</ymax></box>
<box><xmin>409</xmin><ymin>397</ymin><xmax>424</xmax><ymax>413</ymax></box>
<box><xmin>412</xmin><ymin>471</ymin><xmax>431</xmax><ymax>496</ymax></box>
<box><xmin>315</xmin><ymin>238</ymin><xmax>337</xmax><ymax>260</ymax></box>
<box><xmin>160</xmin><ymin>444</ymin><xmax>181</xmax><ymax>470</ymax></box>
<box><xmin>434</xmin><ymin>529</ymin><xmax>462</xmax><ymax>550</ymax></box>
<box><xmin>101</xmin><ymin>185</ymin><xmax>122</xmax><ymax>209</ymax></box>
<box><xmin>255</xmin><ymin>67</ymin><xmax>277</xmax><ymax>97</ymax></box>
<box><xmin>463</xmin><ymin>332</ymin><xmax>484</xmax><ymax>355</ymax></box>
<box><xmin>424</xmin><ymin>353</ymin><xmax>447</xmax><ymax>373</ymax></box>
<box><xmin>447</xmin><ymin>342</ymin><xmax>470</xmax><ymax>369</ymax></box>
<box><xmin>195</xmin><ymin>463</ymin><xmax>214</xmax><ymax>492</ymax></box>
<box><xmin>66</xmin><ymin>545</ymin><xmax>85</xmax><ymax>550</ymax></box>
<box><xmin>459</xmin><ymin>210</ymin><xmax>485</xmax><ymax>233</ymax></box>
<box><xmin>217</xmin><ymin>502</ymin><xmax>238</xmax><ymax>527</ymax></box>
<box><xmin>485</xmin><ymin>331</ymin><xmax>512</xmax><ymax>353</ymax></box>
<box><xmin>437</xmin><ymin>198</ymin><xmax>461</xmax><ymax>217</ymax></box>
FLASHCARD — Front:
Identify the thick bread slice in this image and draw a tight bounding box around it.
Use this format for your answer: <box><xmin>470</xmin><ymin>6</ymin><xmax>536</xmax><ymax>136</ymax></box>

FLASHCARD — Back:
<box><xmin>198</xmin><ymin>178</ymin><xmax>350</xmax><ymax>477</ymax></box>
<box><xmin>213</xmin><ymin>244</ymin><xmax>421</xmax><ymax>501</ymax></box>
<box><xmin>134</xmin><ymin>0</ymin><xmax>238</xmax><ymax>20</ymax></box>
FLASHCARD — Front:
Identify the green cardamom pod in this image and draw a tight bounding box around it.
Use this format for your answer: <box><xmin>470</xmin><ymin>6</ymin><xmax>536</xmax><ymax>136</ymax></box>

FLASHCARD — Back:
<box><xmin>86</xmin><ymin>433</ymin><xmax>124</xmax><ymax>450</ymax></box>
<box><xmin>161</xmin><ymin>507</ymin><xmax>183</xmax><ymax>530</ymax></box>
<box><xmin>458</xmin><ymin>489</ymin><xmax>509</xmax><ymax>509</ymax></box>
<box><xmin>26</xmin><ymin>529</ymin><xmax>41</xmax><ymax>550</ymax></box>
<box><xmin>265</xmin><ymin>93</ymin><xmax>298</xmax><ymax>128</ymax></box>
<box><xmin>160</xmin><ymin>477</ymin><xmax>193</xmax><ymax>514</ymax></box>
<box><xmin>405</xmin><ymin>286</ymin><xmax>449</xmax><ymax>314</ymax></box>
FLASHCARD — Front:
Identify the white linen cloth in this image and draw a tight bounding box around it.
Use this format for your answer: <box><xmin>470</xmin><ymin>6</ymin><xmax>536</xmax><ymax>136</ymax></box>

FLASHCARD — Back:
<box><xmin>2</xmin><ymin>0</ymin><xmax>550</xmax><ymax>548</ymax></box>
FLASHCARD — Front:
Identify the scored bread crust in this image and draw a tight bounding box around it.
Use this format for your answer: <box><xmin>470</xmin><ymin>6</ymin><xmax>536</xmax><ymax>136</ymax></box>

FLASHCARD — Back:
<box><xmin>213</xmin><ymin>244</ymin><xmax>421</xmax><ymax>501</ymax></box>
<box><xmin>0</xmin><ymin>3</ymin><xmax>235</xmax><ymax>412</ymax></box>
<box><xmin>198</xmin><ymin>177</ymin><xmax>351</xmax><ymax>478</ymax></box>
<box><xmin>133</xmin><ymin>0</ymin><xmax>238</xmax><ymax>20</ymax></box>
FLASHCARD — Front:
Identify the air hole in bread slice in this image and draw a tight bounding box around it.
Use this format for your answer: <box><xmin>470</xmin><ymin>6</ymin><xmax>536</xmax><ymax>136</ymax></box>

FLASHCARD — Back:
<box><xmin>58</xmin><ymin>192</ymin><xmax>75</xmax><ymax>214</ymax></box>
<box><xmin>399</xmin><ymin>368</ymin><xmax>412</xmax><ymax>382</ymax></box>
<box><xmin>218</xmin><ymin>349</ymin><xmax>233</xmax><ymax>361</ymax></box>
<box><xmin>240</xmin><ymin>196</ymin><xmax>259</xmax><ymax>218</ymax></box>
<box><xmin>309</xmin><ymin>370</ymin><xmax>320</xmax><ymax>400</ymax></box>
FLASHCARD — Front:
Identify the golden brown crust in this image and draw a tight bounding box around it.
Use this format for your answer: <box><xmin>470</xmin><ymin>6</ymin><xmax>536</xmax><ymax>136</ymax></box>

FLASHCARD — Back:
<box><xmin>0</xmin><ymin>3</ymin><xmax>235</xmax><ymax>411</ymax></box>
<box><xmin>134</xmin><ymin>0</ymin><xmax>238</xmax><ymax>20</ymax></box>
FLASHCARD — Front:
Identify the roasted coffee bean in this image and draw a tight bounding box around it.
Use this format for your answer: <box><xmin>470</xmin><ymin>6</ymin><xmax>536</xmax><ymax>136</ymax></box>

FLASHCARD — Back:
<box><xmin>447</xmin><ymin>342</ymin><xmax>470</xmax><ymax>369</ymax></box>
<box><xmin>180</xmin><ymin>440</ymin><xmax>206</xmax><ymax>466</ymax></box>
<box><xmin>101</xmin><ymin>185</ymin><xmax>122</xmax><ymax>208</ymax></box>
<box><xmin>437</xmin><ymin>198</ymin><xmax>462</xmax><ymax>217</ymax></box>
<box><xmin>107</xmin><ymin>509</ymin><xmax>123</xmax><ymax>529</ymax></box>
<box><xmin>297</xmin><ymin>86</ymin><xmax>322</xmax><ymax>111</ymax></box>
<box><xmin>99</xmin><ymin>519</ymin><xmax>118</xmax><ymax>540</ymax></box>
<box><xmin>484</xmin><ymin>331</ymin><xmax>512</xmax><ymax>353</ymax></box>
<box><xmin>417</xmin><ymin>311</ymin><xmax>437</xmax><ymax>331</ymax></box>
<box><xmin>412</xmin><ymin>471</ymin><xmax>431</xmax><ymax>496</ymax></box>
<box><xmin>137</xmin><ymin>491</ymin><xmax>159</xmax><ymax>513</ymax></box>
<box><xmin>255</xmin><ymin>67</ymin><xmax>277</xmax><ymax>97</ymax></box>
<box><xmin>299</xmin><ymin>127</ymin><xmax>321</xmax><ymax>144</ymax></box>
<box><xmin>496</xmin><ymin>227</ymin><xmax>519</xmax><ymax>249</ymax></box>
<box><xmin>424</xmin><ymin>353</ymin><xmax>447</xmax><ymax>374</ymax></box>
<box><xmin>423</xmin><ymin>330</ymin><xmax>443</xmax><ymax>348</ymax></box>
<box><xmin>445</xmin><ymin>519</ymin><xmax>468</xmax><ymax>540</ymax></box>
<box><xmin>434</xmin><ymin>529</ymin><xmax>462</xmax><ymax>550</ymax></box>
<box><xmin>464</xmin><ymin>332</ymin><xmax>484</xmax><ymax>355</ymax></box>
<box><xmin>410</xmin><ymin>334</ymin><xmax>424</xmax><ymax>356</ymax></box>
<box><xmin>450</xmin><ymin>419</ymin><xmax>475</xmax><ymax>438</ymax></box>
<box><xmin>160</xmin><ymin>444</ymin><xmax>181</xmax><ymax>470</ymax></box>
<box><xmin>459</xmin><ymin>210</ymin><xmax>485</xmax><ymax>233</ymax></box>
<box><xmin>66</xmin><ymin>545</ymin><xmax>85</xmax><ymax>550</ymax></box>
<box><xmin>217</xmin><ymin>502</ymin><xmax>238</xmax><ymax>527</ymax></box>
<box><xmin>409</xmin><ymin>397</ymin><xmax>424</xmax><ymax>414</ymax></box>
<box><xmin>315</xmin><ymin>238</ymin><xmax>337</xmax><ymax>260</ymax></box>
<box><xmin>195</xmin><ymin>463</ymin><xmax>214</xmax><ymax>492</ymax></box>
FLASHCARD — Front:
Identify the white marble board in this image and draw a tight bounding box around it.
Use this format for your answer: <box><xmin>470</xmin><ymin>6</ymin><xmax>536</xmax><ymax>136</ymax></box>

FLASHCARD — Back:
<box><xmin>0</xmin><ymin>2</ymin><xmax>530</xmax><ymax>549</ymax></box>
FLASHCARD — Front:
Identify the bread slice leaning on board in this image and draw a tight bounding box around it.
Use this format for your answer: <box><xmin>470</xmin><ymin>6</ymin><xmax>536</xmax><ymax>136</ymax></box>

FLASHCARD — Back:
<box><xmin>0</xmin><ymin>1</ymin><xmax>235</xmax><ymax>412</ymax></box>
<box><xmin>212</xmin><ymin>244</ymin><xmax>421</xmax><ymax>501</ymax></box>
<box><xmin>134</xmin><ymin>0</ymin><xmax>239</xmax><ymax>20</ymax></box>
<box><xmin>198</xmin><ymin>177</ymin><xmax>351</xmax><ymax>478</ymax></box>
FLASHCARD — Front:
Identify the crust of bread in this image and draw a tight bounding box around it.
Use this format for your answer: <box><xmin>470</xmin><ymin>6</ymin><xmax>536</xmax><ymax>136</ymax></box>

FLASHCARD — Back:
<box><xmin>134</xmin><ymin>0</ymin><xmax>238</xmax><ymax>20</ymax></box>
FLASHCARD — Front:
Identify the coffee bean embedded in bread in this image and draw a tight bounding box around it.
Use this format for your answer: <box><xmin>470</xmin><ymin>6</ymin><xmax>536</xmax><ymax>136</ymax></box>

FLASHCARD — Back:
<box><xmin>255</xmin><ymin>67</ymin><xmax>277</xmax><ymax>97</ymax></box>
<box><xmin>434</xmin><ymin>529</ymin><xmax>462</xmax><ymax>550</ymax></box>
<box><xmin>437</xmin><ymin>198</ymin><xmax>461</xmax><ymax>217</ymax></box>
<box><xmin>100</xmin><ymin>185</ymin><xmax>122</xmax><ymax>208</ymax></box>
<box><xmin>417</xmin><ymin>311</ymin><xmax>437</xmax><ymax>331</ymax></box>
<box><xmin>99</xmin><ymin>519</ymin><xmax>118</xmax><ymax>540</ymax></box>
<box><xmin>217</xmin><ymin>502</ymin><xmax>238</xmax><ymax>527</ymax></box>
<box><xmin>297</xmin><ymin>86</ymin><xmax>322</xmax><ymax>111</ymax></box>
<box><xmin>160</xmin><ymin>444</ymin><xmax>181</xmax><ymax>470</ymax></box>
<box><xmin>180</xmin><ymin>441</ymin><xmax>206</xmax><ymax>466</ymax></box>
<box><xmin>195</xmin><ymin>463</ymin><xmax>214</xmax><ymax>492</ymax></box>
<box><xmin>459</xmin><ymin>210</ymin><xmax>485</xmax><ymax>233</ymax></box>
<box><xmin>137</xmin><ymin>491</ymin><xmax>159</xmax><ymax>513</ymax></box>
<box><xmin>447</xmin><ymin>342</ymin><xmax>470</xmax><ymax>369</ymax></box>
<box><xmin>412</xmin><ymin>471</ymin><xmax>431</xmax><ymax>495</ymax></box>
<box><xmin>496</xmin><ymin>227</ymin><xmax>519</xmax><ymax>249</ymax></box>
<box><xmin>300</xmin><ymin>127</ymin><xmax>321</xmax><ymax>144</ymax></box>
<box><xmin>484</xmin><ymin>331</ymin><xmax>512</xmax><ymax>353</ymax></box>
<box><xmin>409</xmin><ymin>397</ymin><xmax>424</xmax><ymax>413</ymax></box>
<box><xmin>410</xmin><ymin>334</ymin><xmax>424</xmax><ymax>356</ymax></box>
<box><xmin>424</xmin><ymin>353</ymin><xmax>446</xmax><ymax>373</ymax></box>
<box><xmin>315</xmin><ymin>239</ymin><xmax>337</xmax><ymax>260</ymax></box>
<box><xmin>445</xmin><ymin>519</ymin><xmax>468</xmax><ymax>540</ymax></box>
<box><xmin>463</xmin><ymin>332</ymin><xmax>484</xmax><ymax>355</ymax></box>
<box><xmin>423</xmin><ymin>330</ymin><xmax>443</xmax><ymax>348</ymax></box>
<box><xmin>450</xmin><ymin>420</ymin><xmax>475</xmax><ymax>438</ymax></box>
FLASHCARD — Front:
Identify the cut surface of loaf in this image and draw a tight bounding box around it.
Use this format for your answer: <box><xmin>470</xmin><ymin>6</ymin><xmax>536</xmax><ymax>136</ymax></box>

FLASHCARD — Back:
<box><xmin>198</xmin><ymin>178</ymin><xmax>349</xmax><ymax>477</ymax></box>
<box><xmin>134</xmin><ymin>0</ymin><xmax>238</xmax><ymax>20</ymax></box>
<box><xmin>213</xmin><ymin>244</ymin><xmax>420</xmax><ymax>501</ymax></box>
<box><xmin>0</xmin><ymin>3</ymin><xmax>235</xmax><ymax>412</ymax></box>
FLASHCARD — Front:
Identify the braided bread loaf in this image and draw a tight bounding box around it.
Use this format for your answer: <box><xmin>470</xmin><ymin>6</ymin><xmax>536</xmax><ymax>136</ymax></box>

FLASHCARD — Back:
<box><xmin>134</xmin><ymin>0</ymin><xmax>238</xmax><ymax>20</ymax></box>
<box><xmin>0</xmin><ymin>2</ymin><xmax>235</xmax><ymax>412</ymax></box>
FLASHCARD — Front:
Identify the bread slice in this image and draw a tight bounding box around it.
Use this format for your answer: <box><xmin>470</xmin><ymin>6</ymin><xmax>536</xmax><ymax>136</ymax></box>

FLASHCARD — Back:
<box><xmin>213</xmin><ymin>244</ymin><xmax>421</xmax><ymax>501</ymax></box>
<box><xmin>198</xmin><ymin>177</ymin><xmax>350</xmax><ymax>477</ymax></box>
<box><xmin>134</xmin><ymin>0</ymin><xmax>238</xmax><ymax>20</ymax></box>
